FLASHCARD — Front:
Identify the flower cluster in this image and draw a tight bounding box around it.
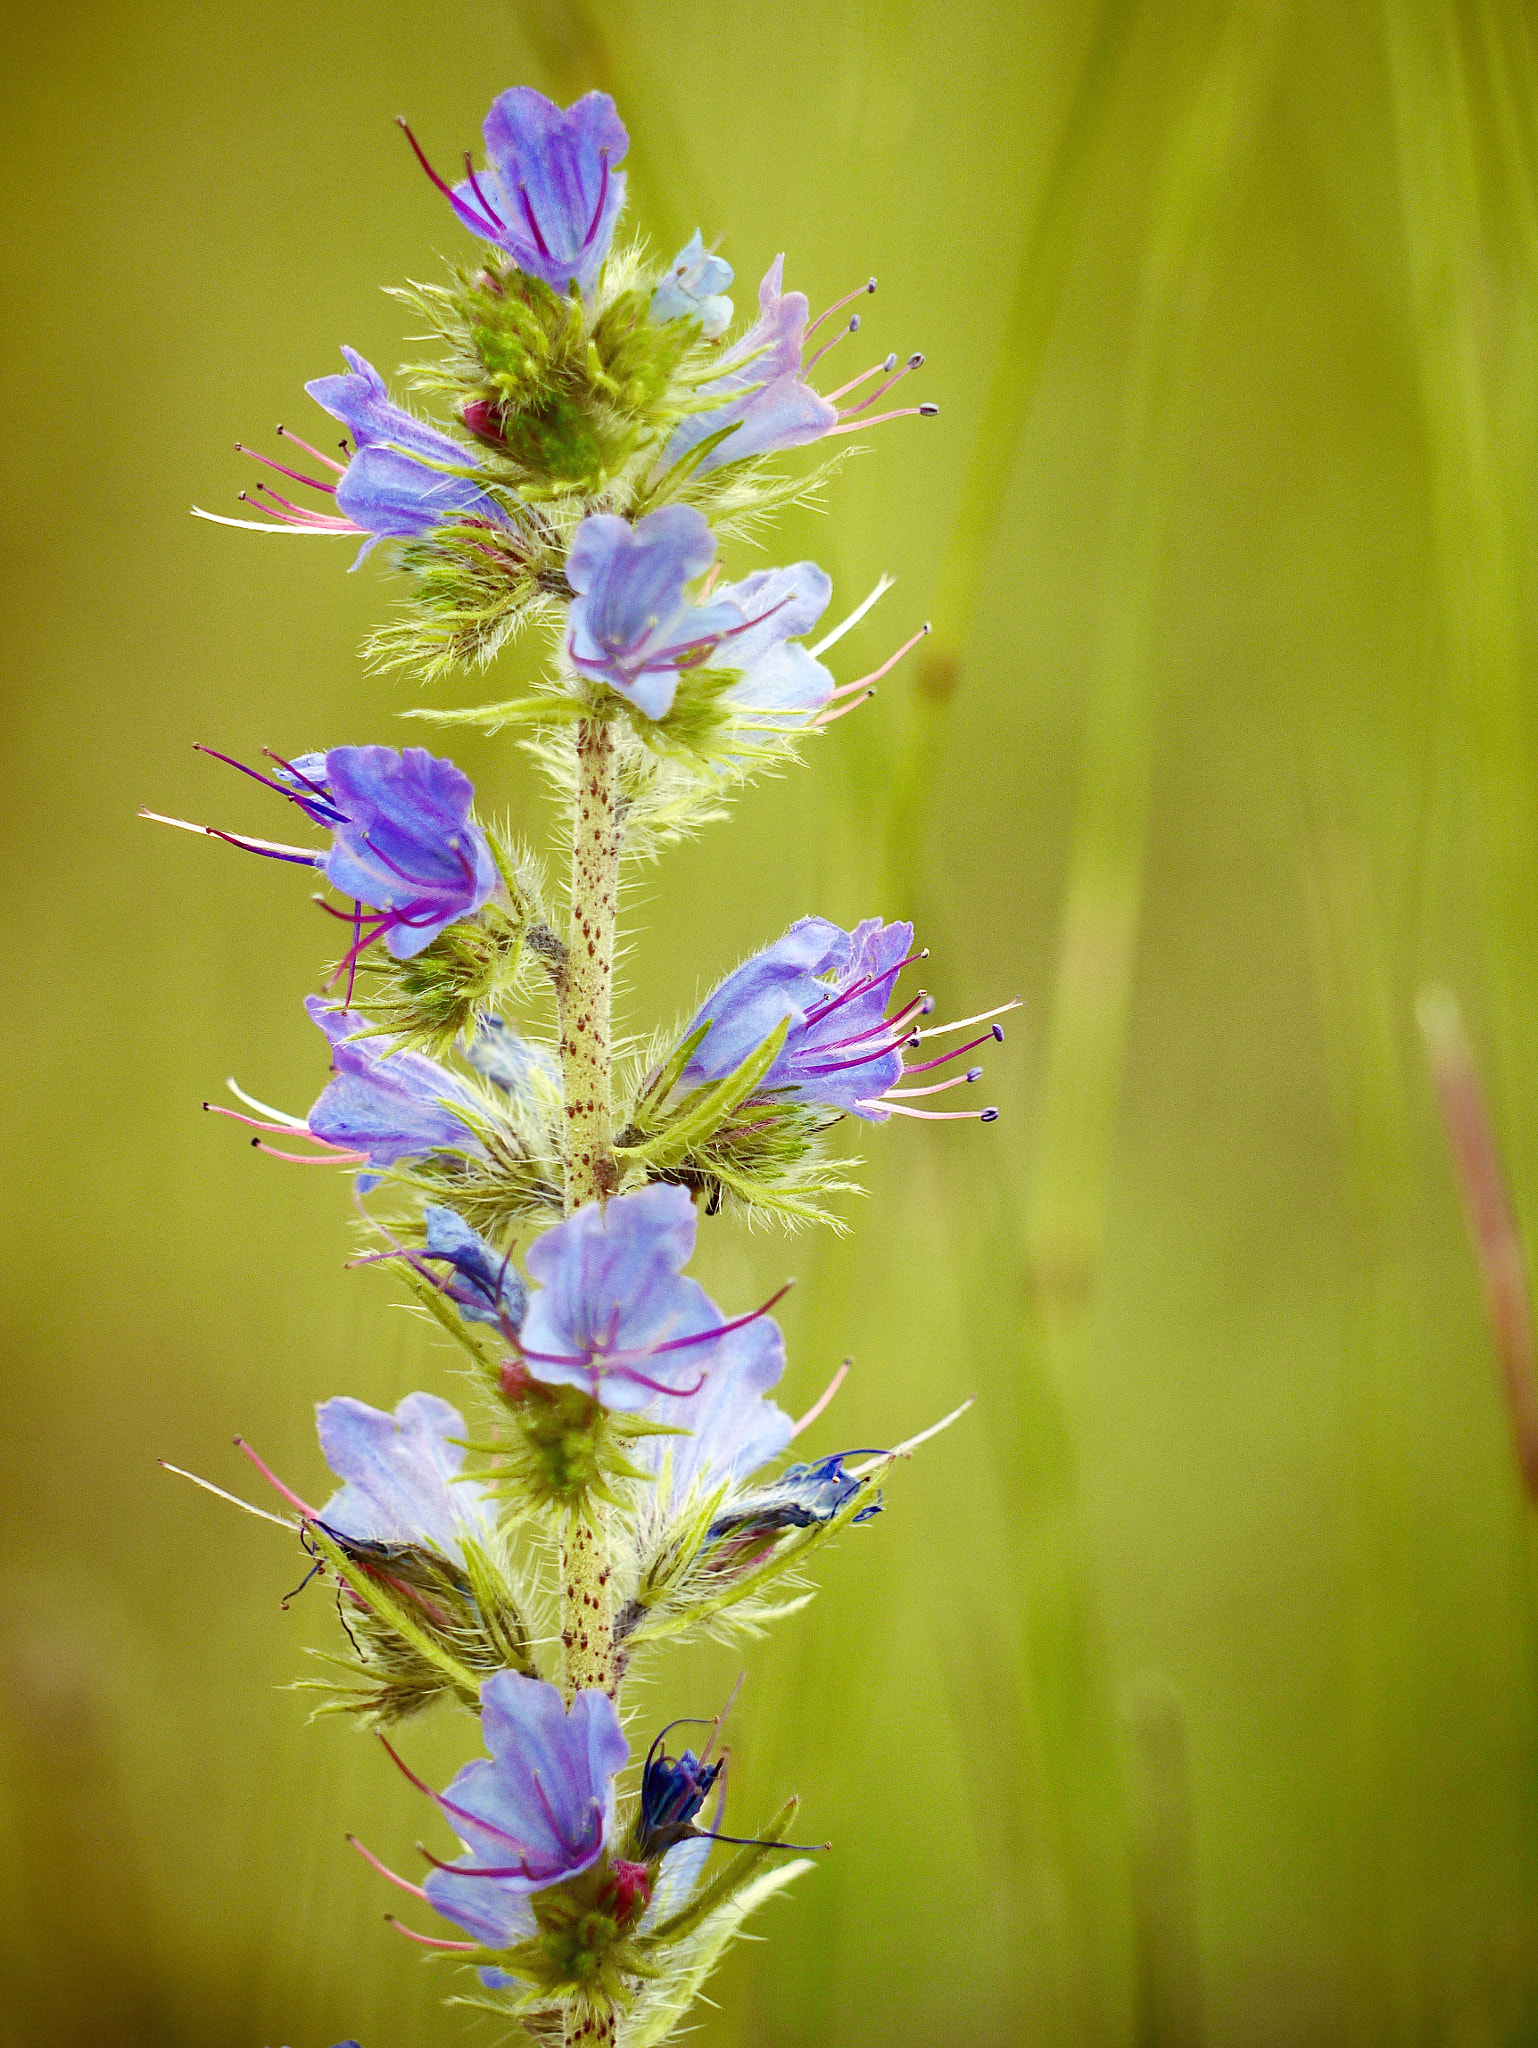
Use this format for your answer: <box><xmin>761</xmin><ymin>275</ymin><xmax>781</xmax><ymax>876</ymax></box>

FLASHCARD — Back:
<box><xmin>159</xmin><ymin>80</ymin><xmax>1002</xmax><ymax>2047</ymax></box>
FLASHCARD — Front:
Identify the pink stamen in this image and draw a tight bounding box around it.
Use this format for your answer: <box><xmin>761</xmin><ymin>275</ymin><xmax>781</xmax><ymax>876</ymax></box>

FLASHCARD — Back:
<box><xmin>810</xmin><ymin>689</ymin><xmax>874</xmax><ymax>728</ymax></box>
<box><xmin>254</xmin><ymin>1140</ymin><xmax>365</xmax><ymax>1165</ymax></box>
<box><xmin>235</xmin><ymin>443</ymin><xmax>336</xmax><ymax>494</ymax></box>
<box><xmin>804</xmin><ymin>314</ymin><xmax>859</xmax><ymax>374</ymax></box>
<box><xmin>825</xmin><ymin>404</ymin><xmax>939</xmax><ymax>437</ymax></box>
<box><xmin>825</xmin><ymin>353</ymin><xmax>897</xmax><ymax>404</ymax></box>
<box><xmin>837</xmin><ymin>351</ymin><xmax>924</xmax><ymax>421</ymax></box>
<box><xmin>276</xmin><ymin>423</ymin><xmax>346</xmax><ymax>475</ymax></box>
<box><xmin>233</xmin><ymin>1436</ymin><xmax>319</xmax><ymax>1519</ymax></box>
<box><xmin>384</xmin><ymin>1918</ymin><xmax>480</xmax><ymax>1953</ymax></box>
<box><xmin>203</xmin><ymin>1102</ymin><xmax>314</xmax><ymax>1138</ymax></box>
<box><xmin>830</xmin><ymin>621</ymin><xmax>931</xmax><ymax>697</ymax></box>
<box><xmin>418</xmin><ymin>1844</ymin><xmax>545</xmax><ymax>1882</ymax></box>
<box><xmin>235</xmin><ymin>491</ymin><xmax>357</xmax><ymax>532</ymax></box>
<box><xmin>348</xmin><ymin>1834</ymin><xmax>430</xmax><ymax>1902</ymax></box>
<box><xmin>808</xmin><ymin>992</ymin><xmax>929</xmax><ymax>1057</ymax></box>
<box><xmin>791</xmin><ymin>1359</ymin><xmax>851</xmax><ymax>1439</ymax></box>
<box><xmin>804</xmin><ymin>276</ymin><xmax>877</xmax><ymax>341</ymax></box>
<box><xmin>885</xmin><ymin>1068</ymin><xmax>982</xmax><ymax>1098</ymax></box>
<box><xmin>253</xmin><ymin>480</ymin><xmax>335</xmax><ymax>519</ymax></box>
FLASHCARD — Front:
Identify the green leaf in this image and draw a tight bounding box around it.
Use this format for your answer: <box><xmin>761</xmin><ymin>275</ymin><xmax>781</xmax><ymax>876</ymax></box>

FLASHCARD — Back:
<box><xmin>616</xmin><ymin>1017</ymin><xmax>789</xmax><ymax>1172</ymax></box>
<box><xmin>303</xmin><ymin>1523</ymin><xmax>482</xmax><ymax>1700</ymax></box>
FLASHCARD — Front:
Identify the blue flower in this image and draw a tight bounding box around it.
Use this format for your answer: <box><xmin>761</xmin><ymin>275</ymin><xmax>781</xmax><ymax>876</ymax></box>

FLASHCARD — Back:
<box><xmin>303</xmin><ymin>997</ymin><xmax>485</xmax><ymax>1174</ymax></box>
<box><xmin>651</xmin><ymin>231</ymin><xmax>734</xmax><ymax>339</ymax></box>
<box><xmin>305</xmin><ymin>349</ymin><xmax>511</xmax><ymax>565</ymax></box>
<box><xmin>516</xmin><ymin>1183</ymin><xmax>786</xmax><ymax>1414</ymax></box>
<box><xmin>675</xmin><ymin>917</ymin><xmax>1008</xmax><ymax>1124</ymax></box>
<box><xmin>419</xmin><ymin>1204</ymin><xmax>528</xmax><ymax>1331</ymax></box>
<box><xmin>401</xmin><ymin>89</ymin><xmax>628</xmax><ymax>298</ymax></box>
<box><xmin>565</xmin><ymin>505</ymin><xmax>832</xmax><ymax>723</ymax></box>
<box><xmin>315</xmin><ymin>1390</ymin><xmax>498</xmax><ymax>1568</ymax></box>
<box><xmin>419</xmin><ymin>1671</ymin><xmax>629</xmax><ymax>1943</ymax></box>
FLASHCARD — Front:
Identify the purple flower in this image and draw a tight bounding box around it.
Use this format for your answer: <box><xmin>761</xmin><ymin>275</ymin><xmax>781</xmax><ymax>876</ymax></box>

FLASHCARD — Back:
<box><xmin>193</xmin><ymin>351</ymin><xmax>508</xmax><ymax>567</ymax></box>
<box><xmin>419</xmin><ymin>1671</ymin><xmax>628</xmax><ymax>1943</ymax></box>
<box><xmin>516</xmin><ymin>1183</ymin><xmax>786</xmax><ymax>1414</ymax></box>
<box><xmin>658</xmin><ymin>262</ymin><xmax>936</xmax><ymax>479</ymax></box>
<box><xmin>400</xmin><ymin>89</ymin><xmax>628</xmax><ymax>297</ymax></box>
<box><xmin>678</xmin><ymin>916</ymin><xmax>1009</xmax><ymax>1124</ymax></box>
<box><xmin>304</xmin><ymin>998</ymin><xmax>485</xmax><ymax>1176</ymax></box>
<box><xmin>320</xmin><ymin>747</ymin><xmax>500</xmax><ymax>960</ymax></box>
<box><xmin>565</xmin><ymin>505</ymin><xmax>832</xmax><ymax>723</ymax></box>
<box><xmin>315</xmin><ymin>1390</ymin><xmax>498</xmax><ymax>1568</ymax></box>
<box><xmin>651</xmin><ymin>231</ymin><xmax>734</xmax><ymax>339</ymax></box>
<box><xmin>152</xmin><ymin>744</ymin><xmax>500</xmax><ymax>965</ymax></box>
<box><xmin>418</xmin><ymin>1204</ymin><xmax>528</xmax><ymax>1332</ymax></box>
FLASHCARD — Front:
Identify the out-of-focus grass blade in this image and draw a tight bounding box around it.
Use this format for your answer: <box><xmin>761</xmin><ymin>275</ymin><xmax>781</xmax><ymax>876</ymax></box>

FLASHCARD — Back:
<box><xmin>1026</xmin><ymin>0</ymin><xmax>1289</xmax><ymax>1328</ymax></box>
<box><xmin>1125</xmin><ymin>1675</ymin><xmax>1204</xmax><ymax>2048</ymax></box>
<box><xmin>882</xmin><ymin>0</ymin><xmax>1139</xmax><ymax>913</ymax></box>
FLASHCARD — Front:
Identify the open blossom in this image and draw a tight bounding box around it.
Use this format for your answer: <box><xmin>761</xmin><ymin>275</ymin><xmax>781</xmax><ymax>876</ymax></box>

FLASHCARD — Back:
<box><xmin>419</xmin><ymin>1672</ymin><xmax>628</xmax><ymax>1943</ymax></box>
<box><xmin>660</xmin><ymin>259</ymin><xmax>935</xmax><ymax>477</ymax></box>
<box><xmin>678</xmin><ymin>916</ymin><xmax>1012</xmax><ymax>1124</ymax></box>
<box><xmin>194</xmin><ymin>350</ymin><xmax>507</xmax><ymax>566</ymax></box>
<box><xmin>565</xmin><ymin>504</ymin><xmax>832</xmax><ymax>723</ymax></box>
<box><xmin>146</xmin><ymin>745</ymin><xmax>499</xmax><ymax>965</ymax></box>
<box><xmin>400</xmin><ymin>88</ymin><xmax>628</xmax><ymax>297</ymax></box>
<box><xmin>631</xmin><ymin>1312</ymin><xmax>795</xmax><ymax>1510</ymax></box>
<box><xmin>651</xmin><ymin>231</ymin><xmax>734</xmax><ymax>339</ymax></box>
<box><xmin>316</xmin><ymin>1391</ymin><xmax>499</xmax><ymax>1569</ymax></box>
<box><xmin>516</xmin><ymin>1183</ymin><xmax>786</xmax><ymax>1414</ymax></box>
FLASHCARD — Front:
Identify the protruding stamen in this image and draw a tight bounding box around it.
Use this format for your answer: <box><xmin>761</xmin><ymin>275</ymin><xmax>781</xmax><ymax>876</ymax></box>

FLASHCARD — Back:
<box><xmin>397</xmin><ymin>116</ymin><xmax>501</xmax><ymax>237</ymax></box>
<box><xmin>804</xmin><ymin>314</ymin><xmax>860</xmax><ymax>374</ymax></box>
<box><xmin>233</xmin><ymin>1436</ymin><xmax>319</xmax><ymax>1519</ymax></box>
<box><xmin>825</xmin><ymin>354</ymin><xmax>898</xmax><ymax>403</ymax></box>
<box><xmin>829</xmin><ymin>620</ymin><xmax>930</xmax><ymax>698</ymax></box>
<box><xmin>384</xmin><ymin>1917</ymin><xmax>480</xmax><ymax>1953</ymax></box>
<box><xmin>234</xmin><ymin>443</ymin><xmax>336</xmax><ymax>494</ymax></box>
<box><xmin>347</xmin><ymin>1834</ymin><xmax>430</xmax><ymax>1902</ymax></box>
<box><xmin>810</xmin><ymin>688</ymin><xmax>874</xmax><ymax>728</ymax></box>
<box><xmin>875</xmin><ymin>1100</ymin><xmax>1000</xmax><ymax>1122</ymax></box>
<box><xmin>803</xmin><ymin>950</ymin><xmax>926</xmax><ymax>1028</ymax></box>
<box><xmin>916</xmin><ymin>999</ymin><xmax>1022</xmax><ymax>1040</ymax></box>
<box><xmin>825</xmin><ymin>403</ymin><xmax>938</xmax><ymax>437</ymax></box>
<box><xmin>901</xmin><ymin>1024</ymin><xmax>1005</xmax><ymax>1076</ymax></box>
<box><xmin>276</xmin><ymin>423</ymin><xmax>346</xmax><ymax>475</ymax></box>
<box><xmin>804</xmin><ymin>276</ymin><xmax>877</xmax><ymax>339</ymax></box>
<box><xmin>884</xmin><ymin>1068</ymin><xmax>983</xmax><ymax>1098</ymax></box>
<box><xmin>836</xmin><ymin>350</ymin><xmax>925</xmax><ymax>421</ymax></box>
<box><xmin>791</xmin><ymin>1359</ymin><xmax>851</xmax><ymax>1438</ymax></box>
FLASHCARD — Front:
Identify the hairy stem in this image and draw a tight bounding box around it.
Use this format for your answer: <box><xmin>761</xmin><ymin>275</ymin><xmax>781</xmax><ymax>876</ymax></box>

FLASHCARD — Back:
<box><xmin>558</xmin><ymin>716</ymin><xmax>622</xmax><ymax>1710</ymax></box>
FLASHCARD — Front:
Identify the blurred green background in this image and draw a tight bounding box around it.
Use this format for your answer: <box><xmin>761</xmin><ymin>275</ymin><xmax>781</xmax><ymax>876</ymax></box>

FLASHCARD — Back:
<box><xmin>6</xmin><ymin>1</ymin><xmax>1538</xmax><ymax>2043</ymax></box>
